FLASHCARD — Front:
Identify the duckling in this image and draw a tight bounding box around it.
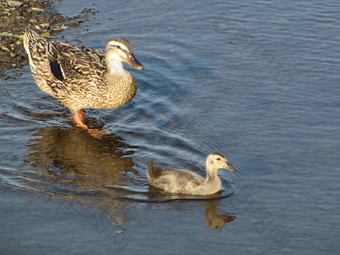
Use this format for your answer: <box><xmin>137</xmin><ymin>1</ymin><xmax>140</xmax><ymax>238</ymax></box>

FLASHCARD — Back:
<box><xmin>23</xmin><ymin>26</ymin><xmax>144</xmax><ymax>130</ymax></box>
<box><xmin>147</xmin><ymin>152</ymin><xmax>236</xmax><ymax>195</ymax></box>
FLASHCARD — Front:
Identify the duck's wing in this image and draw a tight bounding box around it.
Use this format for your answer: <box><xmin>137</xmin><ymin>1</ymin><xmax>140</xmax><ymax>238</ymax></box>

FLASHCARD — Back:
<box><xmin>47</xmin><ymin>41</ymin><xmax>106</xmax><ymax>82</ymax></box>
<box><xmin>24</xmin><ymin>26</ymin><xmax>107</xmax><ymax>92</ymax></box>
<box><xmin>185</xmin><ymin>179</ymin><xmax>201</xmax><ymax>190</ymax></box>
<box><xmin>147</xmin><ymin>160</ymin><xmax>204</xmax><ymax>191</ymax></box>
<box><xmin>147</xmin><ymin>161</ymin><xmax>200</xmax><ymax>180</ymax></box>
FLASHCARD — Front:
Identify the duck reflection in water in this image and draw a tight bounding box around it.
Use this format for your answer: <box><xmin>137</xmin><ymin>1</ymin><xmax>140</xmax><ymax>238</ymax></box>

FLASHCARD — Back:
<box><xmin>24</xmin><ymin>126</ymin><xmax>137</xmax><ymax>191</ymax></box>
<box><xmin>204</xmin><ymin>200</ymin><xmax>236</xmax><ymax>230</ymax></box>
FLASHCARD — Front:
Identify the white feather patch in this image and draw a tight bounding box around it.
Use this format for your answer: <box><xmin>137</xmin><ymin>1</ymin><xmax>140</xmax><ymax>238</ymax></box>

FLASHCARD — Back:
<box><xmin>109</xmin><ymin>41</ymin><xmax>129</xmax><ymax>52</ymax></box>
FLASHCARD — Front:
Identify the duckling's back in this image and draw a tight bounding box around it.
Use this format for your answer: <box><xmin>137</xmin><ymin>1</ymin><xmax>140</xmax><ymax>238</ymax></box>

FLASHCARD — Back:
<box><xmin>147</xmin><ymin>160</ymin><xmax>204</xmax><ymax>194</ymax></box>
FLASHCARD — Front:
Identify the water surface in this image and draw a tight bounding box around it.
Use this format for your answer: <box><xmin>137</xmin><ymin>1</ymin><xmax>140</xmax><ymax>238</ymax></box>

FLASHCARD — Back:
<box><xmin>1</xmin><ymin>1</ymin><xmax>339</xmax><ymax>254</ymax></box>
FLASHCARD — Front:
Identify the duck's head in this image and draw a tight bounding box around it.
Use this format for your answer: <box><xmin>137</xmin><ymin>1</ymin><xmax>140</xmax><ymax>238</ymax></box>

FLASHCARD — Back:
<box><xmin>206</xmin><ymin>152</ymin><xmax>236</xmax><ymax>173</ymax></box>
<box><xmin>105</xmin><ymin>37</ymin><xmax>144</xmax><ymax>70</ymax></box>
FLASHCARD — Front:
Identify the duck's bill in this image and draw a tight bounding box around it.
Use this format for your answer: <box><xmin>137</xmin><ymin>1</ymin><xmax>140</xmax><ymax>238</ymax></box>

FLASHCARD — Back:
<box><xmin>222</xmin><ymin>162</ymin><xmax>237</xmax><ymax>172</ymax></box>
<box><xmin>126</xmin><ymin>54</ymin><xmax>144</xmax><ymax>70</ymax></box>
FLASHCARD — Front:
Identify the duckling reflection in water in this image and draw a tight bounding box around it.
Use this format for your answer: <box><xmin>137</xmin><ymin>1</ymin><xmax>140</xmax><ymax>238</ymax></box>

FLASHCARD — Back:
<box><xmin>147</xmin><ymin>152</ymin><xmax>236</xmax><ymax>195</ymax></box>
<box><xmin>204</xmin><ymin>200</ymin><xmax>236</xmax><ymax>229</ymax></box>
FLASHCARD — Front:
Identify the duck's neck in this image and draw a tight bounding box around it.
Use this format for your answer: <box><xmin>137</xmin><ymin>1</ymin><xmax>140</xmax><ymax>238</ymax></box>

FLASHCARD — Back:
<box><xmin>203</xmin><ymin>167</ymin><xmax>221</xmax><ymax>195</ymax></box>
<box><xmin>105</xmin><ymin>55</ymin><xmax>125</xmax><ymax>75</ymax></box>
<box><xmin>205</xmin><ymin>166</ymin><xmax>219</xmax><ymax>182</ymax></box>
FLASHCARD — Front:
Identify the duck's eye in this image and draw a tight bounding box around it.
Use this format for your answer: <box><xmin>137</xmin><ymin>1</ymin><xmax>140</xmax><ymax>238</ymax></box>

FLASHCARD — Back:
<box><xmin>110</xmin><ymin>44</ymin><xmax>121</xmax><ymax>50</ymax></box>
<box><xmin>109</xmin><ymin>41</ymin><xmax>129</xmax><ymax>52</ymax></box>
<box><xmin>216</xmin><ymin>158</ymin><xmax>221</xmax><ymax>161</ymax></box>
<box><xmin>114</xmin><ymin>45</ymin><xmax>125</xmax><ymax>52</ymax></box>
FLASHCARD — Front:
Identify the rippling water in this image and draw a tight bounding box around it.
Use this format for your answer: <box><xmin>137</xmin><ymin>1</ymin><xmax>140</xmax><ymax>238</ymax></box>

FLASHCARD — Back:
<box><xmin>1</xmin><ymin>1</ymin><xmax>339</xmax><ymax>254</ymax></box>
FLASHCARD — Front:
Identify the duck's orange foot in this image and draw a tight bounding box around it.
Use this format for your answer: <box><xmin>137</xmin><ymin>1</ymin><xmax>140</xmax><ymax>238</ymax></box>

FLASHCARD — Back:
<box><xmin>72</xmin><ymin>110</ymin><xmax>110</xmax><ymax>138</ymax></box>
<box><xmin>87</xmin><ymin>128</ymin><xmax>111</xmax><ymax>138</ymax></box>
<box><xmin>72</xmin><ymin>109</ymin><xmax>88</xmax><ymax>129</ymax></box>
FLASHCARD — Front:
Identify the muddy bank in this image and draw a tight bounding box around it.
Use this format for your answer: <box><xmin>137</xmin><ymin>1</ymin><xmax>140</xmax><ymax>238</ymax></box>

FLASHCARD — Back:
<box><xmin>0</xmin><ymin>0</ymin><xmax>96</xmax><ymax>78</ymax></box>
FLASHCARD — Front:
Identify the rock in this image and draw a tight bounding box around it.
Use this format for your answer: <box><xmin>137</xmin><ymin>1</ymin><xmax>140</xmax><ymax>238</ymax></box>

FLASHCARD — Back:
<box><xmin>69</xmin><ymin>21</ymin><xmax>80</xmax><ymax>28</ymax></box>
<box><xmin>7</xmin><ymin>1</ymin><xmax>23</xmax><ymax>7</ymax></box>
<box><xmin>39</xmin><ymin>22</ymin><xmax>50</xmax><ymax>29</ymax></box>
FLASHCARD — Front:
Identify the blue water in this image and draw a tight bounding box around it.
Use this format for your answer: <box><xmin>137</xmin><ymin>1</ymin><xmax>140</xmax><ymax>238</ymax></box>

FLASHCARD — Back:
<box><xmin>1</xmin><ymin>1</ymin><xmax>339</xmax><ymax>254</ymax></box>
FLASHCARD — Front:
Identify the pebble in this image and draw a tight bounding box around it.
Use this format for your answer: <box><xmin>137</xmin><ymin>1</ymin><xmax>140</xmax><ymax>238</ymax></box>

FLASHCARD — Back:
<box><xmin>7</xmin><ymin>1</ymin><xmax>23</xmax><ymax>7</ymax></box>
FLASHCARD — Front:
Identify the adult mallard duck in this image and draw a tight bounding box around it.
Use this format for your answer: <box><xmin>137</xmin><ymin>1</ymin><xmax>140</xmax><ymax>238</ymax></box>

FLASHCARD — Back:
<box><xmin>23</xmin><ymin>26</ymin><xmax>144</xmax><ymax>130</ymax></box>
<box><xmin>147</xmin><ymin>152</ymin><xmax>236</xmax><ymax>195</ymax></box>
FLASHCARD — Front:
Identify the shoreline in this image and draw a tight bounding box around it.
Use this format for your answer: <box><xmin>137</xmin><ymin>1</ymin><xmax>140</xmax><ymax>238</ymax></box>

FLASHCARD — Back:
<box><xmin>0</xmin><ymin>0</ymin><xmax>95</xmax><ymax>78</ymax></box>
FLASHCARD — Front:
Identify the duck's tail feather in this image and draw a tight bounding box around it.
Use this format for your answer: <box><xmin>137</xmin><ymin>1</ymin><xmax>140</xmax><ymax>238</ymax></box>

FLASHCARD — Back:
<box><xmin>147</xmin><ymin>160</ymin><xmax>162</xmax><ymax>179</ymax></box>
<box><xmin>23</xmin><ymin>26</ymin><xmax>41</xmax><ymax>54</ymax></box>
<box><xmin>24</xmin><ymin>26</ymin><xmax>41</xmax><ymax>41</ymax></box>
<box><xmin>23</xmin><ymin>25</ymin><xmax>47</xmax><ymax>65</ymax></box>
<box><xmin>23</xmin><ymin>25</ymin><xmax>56</xmax><ymax>95</ymax></box>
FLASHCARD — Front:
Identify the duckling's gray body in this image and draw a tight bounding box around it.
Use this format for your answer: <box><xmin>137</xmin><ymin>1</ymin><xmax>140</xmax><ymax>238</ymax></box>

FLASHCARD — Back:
<box><xmin>147</xmin><ymin>162</ymin><xmax>207</xmax><ymax>194</ymax></box>
<box><xmin>147</xmin><ymin>153</ymin><xmax>236</xmax><ymax>195</ymax></box>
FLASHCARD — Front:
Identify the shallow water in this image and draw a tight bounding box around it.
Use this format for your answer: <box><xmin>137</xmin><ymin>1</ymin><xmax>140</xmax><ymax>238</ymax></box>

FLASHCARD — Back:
<box><xmin>1</xmin><ymin>0</ymin><xmax>339</xmax><ymax>254</ymax></box>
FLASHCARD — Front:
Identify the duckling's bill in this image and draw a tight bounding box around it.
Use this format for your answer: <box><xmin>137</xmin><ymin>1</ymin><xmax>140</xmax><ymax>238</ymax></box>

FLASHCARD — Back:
<box><xmin>222</xmin><ymin>161</ymin><xmax>237</xmax><ymax>172</ymax></box>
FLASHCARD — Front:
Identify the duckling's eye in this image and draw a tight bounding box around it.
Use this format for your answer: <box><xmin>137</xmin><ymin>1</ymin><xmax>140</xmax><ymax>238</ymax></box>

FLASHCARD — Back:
<box><xmin>216</xmin><ymin>158</ymin><xmax>221</xmax><ymax>161</ymax></box>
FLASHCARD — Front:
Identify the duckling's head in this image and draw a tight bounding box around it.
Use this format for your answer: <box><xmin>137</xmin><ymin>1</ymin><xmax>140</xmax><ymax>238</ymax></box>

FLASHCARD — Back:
<box><xmin>105</xmin><ymin>38</ymin><xmax>144</xmax><ymax>70</ymax></box>
<box><xmin>206</xmin><ymin>152</ymin><xmax>236</xmax><ymax>173</ymax></box>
